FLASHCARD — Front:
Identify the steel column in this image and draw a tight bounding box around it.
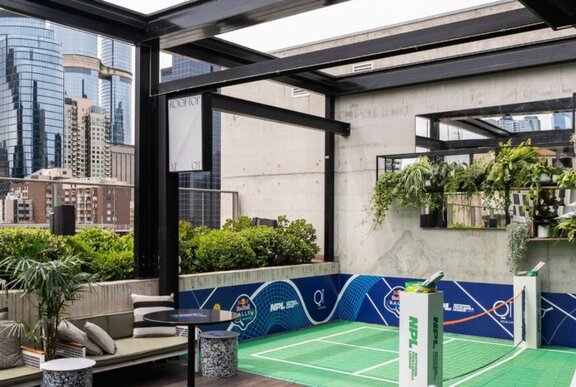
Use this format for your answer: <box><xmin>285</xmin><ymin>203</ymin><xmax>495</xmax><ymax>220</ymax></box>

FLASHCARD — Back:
<box><xmin>134</xmin><ymin>43</ymin><xmax>160</xmax><ymax>278</ymax></box>
<box><xmin>324</xmin><ymin>97</ymin><xmax>335</xmax><ymax>262</ymax></box>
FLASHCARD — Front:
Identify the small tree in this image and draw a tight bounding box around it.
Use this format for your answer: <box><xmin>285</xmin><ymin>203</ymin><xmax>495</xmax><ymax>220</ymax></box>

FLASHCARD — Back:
<box><xmin>0</xmin><ymin>251</ymin><xmax>98</xmax><ymax>359</ymax></box>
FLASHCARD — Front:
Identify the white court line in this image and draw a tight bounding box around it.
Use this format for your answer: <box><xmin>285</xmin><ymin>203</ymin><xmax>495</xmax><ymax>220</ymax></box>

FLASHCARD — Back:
<box><xmin>541</xmin><ymin>297</ymin><xmax>576</xmax><ymax>322</ymax></box>
<box><xmin>538</xmin><ymin>348</ymin><xmax>576</xmax><ymax>355</ymax></box>
<box><xmin>252</xmin><ymin>353</ymin><xmax>399</xmax><ymax>384</ymax></box>
<box><xmin>444</xmin><ymin>338</ymin><xmax>456</xmax><ymax>344</ymax></box>
<box><xmin>353</xmin><ymin>357</ymin><xmax>398</xmax><ymax>375</ymax></box>
<box><xmin>448</xmin><ymin>347</ymin><xmax>526</xmax><ymax>386</ymax></box>
<box><xmin>318</xmin><ymin>339</ymin><xmax>399</xmax><ymax>354</ymax></box>
<box><xmin>199</xmin><ymin>288</ymin><xmax>218</xmax><ymax>309</ymax></box>
<box><xmin>363</xmin><ymin>325</ymin><xmax>401</xmax><ymax>333</ymax></box>
<box><xmin>252</xmin><ymin>326</ymin><xmax>367</xmax><ymax>356</ymax></box>
<box><xmin>453</xmin><ymin>281</ymin><xmax>513</xmax><ymax>338</ymax></box>
<box><xmin>366</xmin><ymin>293</ymin><xmax>389</xmax><ymax>325</ymax></box>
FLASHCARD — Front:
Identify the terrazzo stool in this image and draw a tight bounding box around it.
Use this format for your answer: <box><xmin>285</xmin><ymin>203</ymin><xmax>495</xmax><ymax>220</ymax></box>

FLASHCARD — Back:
<box><xmin>200</xmin><ymin>330</ymin><xmax>240</xmax><ymax>378</ymax></box>
<box><xmin>40</xmin><ymin>358</ymin><xmax>96</xmax><ymax>387</ymax></box>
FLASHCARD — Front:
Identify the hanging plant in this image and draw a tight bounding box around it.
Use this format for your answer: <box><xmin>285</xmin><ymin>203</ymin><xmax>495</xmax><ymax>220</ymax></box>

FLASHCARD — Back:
<box><xmin>505</xmin><ymin>222</ymin><xmax>531</xmax><ymax>274</ymax></box>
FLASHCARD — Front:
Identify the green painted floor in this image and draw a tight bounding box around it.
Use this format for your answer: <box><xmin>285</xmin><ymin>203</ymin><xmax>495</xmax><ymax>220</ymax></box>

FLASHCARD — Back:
<box><xmin>238</xmin><ymin>321</ymin><xmax>576</xmax><ymax>386</ymax></box>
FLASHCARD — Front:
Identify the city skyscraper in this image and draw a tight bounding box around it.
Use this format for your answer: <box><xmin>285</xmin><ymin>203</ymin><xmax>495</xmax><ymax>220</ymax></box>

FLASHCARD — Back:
<box><xmin>100</xmin><ymin>38</ymin><xmax>132</xmax><ymax>145</ymax></box>
<box><xmin>161</xmin><ymin>56</ymin><xmax>221</xmax><ymax>227</ymax></box>
<box><xmin>52</xmin><ymin>25</ymin><xmax>100</xmax><ymax>104</ymax></box>
<box><xmin>0</xmin><ymin>12</ymin><xmax>64</xmax><ymax>178</ymax></box>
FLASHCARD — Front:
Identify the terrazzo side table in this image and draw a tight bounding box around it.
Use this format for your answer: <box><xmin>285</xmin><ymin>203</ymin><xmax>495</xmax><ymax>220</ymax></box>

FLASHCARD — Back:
<box><xmin>40</xmin><ymin>358</ymin><xmax>96</xmax><ymax>387</ymax></box>
<box><xmin>200</xmin><ymin>330</ymin><xmax>240</xmax><ymax>378</ymax></box>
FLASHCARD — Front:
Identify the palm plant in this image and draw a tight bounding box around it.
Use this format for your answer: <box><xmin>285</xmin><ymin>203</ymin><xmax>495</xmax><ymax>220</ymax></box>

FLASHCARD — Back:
<box><xmin>0</xmin><ymin>249</ymin><xmax>98</xmax><ymax>359</ymax></box>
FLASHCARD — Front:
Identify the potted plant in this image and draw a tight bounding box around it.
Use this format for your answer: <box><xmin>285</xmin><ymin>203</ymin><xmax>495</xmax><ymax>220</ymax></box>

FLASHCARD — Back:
<box><xmin>556</xmin><ymin>168</ymin><xmax>576</xmax><ymax>188</ymax></box>
<box><xmin>531</xmin><ymin>189</ymin><xmax>560</xmax><ymax>237</ymax></box>
<box><xmin>0</xmin><ymin>249</ymin><xmax>98</xmax><ymax>360</ymax></box>
<box><xmin>505</xmin><ymin>222</ymin><xmax>531</xmax><ymax>274</ymax></box>
<box><xmin>483</xmin><ymin>140</ymin><xmax>542</xmax><ymax>225</ymax></box>
<box><xmin>445</xmin><ymin>161</ymin><xmax>485</xmax><ymax>197</ymax></box>
<box><xmin>552</xmin><ymin>214</ymin><xmax>576</xmax><ymax>243</ymax></box>
<box><xmin>372</xmin><ymin>156</ymin><xmax>434</xmax><ymax>225</ymax></box>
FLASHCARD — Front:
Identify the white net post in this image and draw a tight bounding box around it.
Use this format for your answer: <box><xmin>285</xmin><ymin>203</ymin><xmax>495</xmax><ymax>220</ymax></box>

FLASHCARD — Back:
<box><xmin>399</xmin><ymin>291</ymin><xmax>444</xmax><ymax>386</ymax></box>
<box><xmin>513</xmin><ymin>275</ymin><xmax>541</xmax><ymax>348</ymax></box>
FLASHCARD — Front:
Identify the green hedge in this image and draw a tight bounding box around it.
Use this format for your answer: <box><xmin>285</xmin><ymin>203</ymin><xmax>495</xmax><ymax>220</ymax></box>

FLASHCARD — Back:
<box><xmin>0</xmin><ymin>215</ymin><xmax>320</xmax><ymax>280</ymax></box>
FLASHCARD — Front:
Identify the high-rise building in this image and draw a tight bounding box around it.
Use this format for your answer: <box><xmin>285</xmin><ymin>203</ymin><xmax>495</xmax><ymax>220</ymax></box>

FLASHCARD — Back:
<box><xmin>161</xmin><ymin>56</ymin><xmax>221</xmax><ymax>227</ymax></box>
<box><xmin>52</xmin><ymin>25</ymin><xmax>100</xmax><ymax>104</ymax></box>
<box><xmin>100</xmin><ymin>38</ymin><xmax>132</xmax><ymax>145</ymax></box>
<box><xmin>63</xmin><ymin>97</ymin><xmax>111</xmax><ymax>178</ymax></box>
<box><xmin>553</xmin><ymin>111</ymin><xmax>571</xmax><ymax>130</ymax></box>
<box><xmin>0</xmin><ymin>12</ymin><xmax>64</xmax><ymax>178</ymax></box>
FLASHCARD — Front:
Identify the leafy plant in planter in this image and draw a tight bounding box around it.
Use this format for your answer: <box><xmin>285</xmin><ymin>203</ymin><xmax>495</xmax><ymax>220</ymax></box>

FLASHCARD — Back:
<box><xmin>371</xmin><ymin>157</ymin><xmax>434</xmax><ymax>224</ymax></box>
<box><xmin>531</xmin><ymin>189</ymin><xmax>560</xmax><ymax>238</ymax></box>
<box><xmin>483</xmin><ymin>140</ymin><xmax>542</xmax><ymax>225</ymax></box>
<box><xmin>552</xmin><ymin>215</ymin><xmax>576</xmax><ymax>243</ymax></box>
<box><xmin>0</xmin><ymin>250</ymin><xmax>98</xmax><ymax>360</ymax></box>
<box><xmin>505</xmin><ymin>222</ymin><xmax>531</xmax><ymax>274</ymax></box>
<box><xmin>445</xmin><ymin>161</ymin><xmax>485</xmax><ymax>197</ymax></box>
<box><xmin>556</xmin><ymin>168</ymin><xmax>576</xmax><ymax>188</ymax></box>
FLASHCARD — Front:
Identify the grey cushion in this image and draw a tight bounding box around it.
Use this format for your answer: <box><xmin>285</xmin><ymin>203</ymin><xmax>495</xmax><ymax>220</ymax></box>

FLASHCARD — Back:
<box><xmin>0</xmin><ymin>307</ymin><xmax>7</xmax><ymax>321</ymax></box>
<box><xmin>85</xmin><ymin>322</ymin><xmax>116</xmax><ymax>355</ymax></box>
<box><xmin>0</xmin><ymin>320</ymin><xmax>24</xmax><ymax>369</ymax></box>
<box><xmin>57</xmin><ymin>320</ymin><xmax>103</xmax><ymax>356</ymax></box>
<box><xmin>131</xmin><ymin>294</ymin><xmax>176</xmax><ymax>338</ymax></box>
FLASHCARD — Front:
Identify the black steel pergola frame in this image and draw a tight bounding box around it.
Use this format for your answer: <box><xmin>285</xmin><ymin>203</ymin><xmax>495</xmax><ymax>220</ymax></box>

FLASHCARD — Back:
<box><xmin>1</xmin><ymin>0</ymin><xmax>575</xmax><ymax>300</ymax></box>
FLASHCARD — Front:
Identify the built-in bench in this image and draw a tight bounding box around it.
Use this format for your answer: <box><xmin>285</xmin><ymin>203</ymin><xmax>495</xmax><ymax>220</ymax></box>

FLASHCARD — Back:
<box><xmin>0</xmin><ymin>311</ymin><xmax>189</xmax><ymax>387</ymax></box>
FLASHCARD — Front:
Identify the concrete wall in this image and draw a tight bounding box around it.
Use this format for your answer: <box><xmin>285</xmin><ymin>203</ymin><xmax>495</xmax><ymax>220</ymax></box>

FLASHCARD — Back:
<box><xmin>221</xmin><ymin>2</ymin><xmax>576</xmax><ymax>293</ymax></box>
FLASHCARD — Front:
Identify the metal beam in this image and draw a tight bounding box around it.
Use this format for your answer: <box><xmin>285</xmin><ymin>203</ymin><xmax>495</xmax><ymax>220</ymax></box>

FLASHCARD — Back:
<box><xmin>211</xmin><ymin>94</ymin><xmax>350</xmax><ymax>135</ymax></box>
<box><xmin>517</xmin><ymin>0</ymin><xmax>576</xmax><ymax>30</ymax></box>
<box><xmin>324</xmin><ymin>97</ymin><xmax>335</xmax><ymax>262</ymax></box>
<box><xmin>166</xmin><ymin>39</ymin><xmax>338</xmax><ymax>95</ymax></box>
<box><xmin>442</xmin><ymin>130</ymin><xmax>573</xmax><ymax>149</ymax></box>
<box><xmin>452</xmin><ymin>119</ymin><xmax>510</xmax><ymax>138</ymax></box>
<box><xmin>157</xmin><ymin>8</ymin><xmax>544</xmax><ymax>95</ymax></box>
<box><xmin>0</xmin><ymin>0</ymin><xmax>147</xmax><ymax>42</ymax></box>
<box><xmin>415</xmin><ymin>136</ymin><xmax>444</xmax><ymax>150</ymax></box>
<box><xmin>334</xmin><ymin>37</ymin><xmax>576</xmax><ymax>95</ymax></box>
<box><xmin>147</xmin><ymin>0</ymin><xmax>350</xmax><ymax>47</ymax></box>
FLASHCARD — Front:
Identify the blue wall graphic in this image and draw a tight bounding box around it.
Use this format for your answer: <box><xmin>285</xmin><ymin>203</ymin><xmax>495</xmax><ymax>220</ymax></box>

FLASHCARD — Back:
<box><xmin>179</xmin><ymin>274</ymin><xmax>575</xmax><ymax>348</ymax></box>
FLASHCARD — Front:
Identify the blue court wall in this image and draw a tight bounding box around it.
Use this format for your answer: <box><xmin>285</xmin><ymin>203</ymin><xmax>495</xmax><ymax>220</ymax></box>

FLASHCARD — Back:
<box><xmin>178</xmin><ymin>273</ymin><xmax>575</xmax><ymax>348</ymax></box>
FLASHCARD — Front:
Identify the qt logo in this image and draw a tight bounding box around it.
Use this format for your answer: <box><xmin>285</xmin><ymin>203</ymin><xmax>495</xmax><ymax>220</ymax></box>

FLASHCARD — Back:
<box><xmin>314</xmin><ymin>289</ymin><xmax>326</xmax><ymax>309</ymax></box>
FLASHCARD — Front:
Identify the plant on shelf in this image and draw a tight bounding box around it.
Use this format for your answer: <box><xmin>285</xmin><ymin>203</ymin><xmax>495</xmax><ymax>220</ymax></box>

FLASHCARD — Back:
<box><xmin>552</xmin><ymin>215</ymin><xmax>576</xmax><ymax>244</ymax></box>
<box><xmin>505</xmin><ymin>222</ymin><xmax>531</xmax><ymax>274</ymax></box>
<box><xmin>0</xmin><ymin>246</ymin><xmax>98</xmax><ymax>360</ymax></box>
<box><xmin>445</xmin><ymin>160</ymin><xmax>485</xmax><ymax>198</ymax></box>
<box><xmin>371</xmin><ymin>156</ymin><xmax>434</xmax><ymax>224</ymax></box>
<box><xmin>556</xmin><ymin>168</ymin><xmax>576</xmax><ymax>188</ymax></box>
<box><xmin>531</xmin><ymin>189</ymin><xmax>560</xmax><ymax>238</ymax></box>
<box><xmin>483</xmin><ymin>139</ymin><xmax>542</xmax><ymax>225</ymax></box>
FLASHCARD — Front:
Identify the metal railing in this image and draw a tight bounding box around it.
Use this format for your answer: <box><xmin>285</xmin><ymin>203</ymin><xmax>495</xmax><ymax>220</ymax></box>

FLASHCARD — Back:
<box><xmin>0</xmin><ymin>177</ymin><xmax>238</xmax><ymax>231</ymax></box>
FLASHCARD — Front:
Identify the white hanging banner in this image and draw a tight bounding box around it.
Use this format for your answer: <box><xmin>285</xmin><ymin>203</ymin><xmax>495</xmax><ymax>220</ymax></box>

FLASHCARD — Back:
<box><xmin>168</xmin><ymin>94</ymin><xmax>204</xmax><ymax>172</ymax></box>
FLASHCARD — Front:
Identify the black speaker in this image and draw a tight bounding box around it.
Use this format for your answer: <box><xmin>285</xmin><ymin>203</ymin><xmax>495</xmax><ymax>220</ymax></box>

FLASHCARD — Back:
<box><xmin>50</xmin><ymin>205</ymin><xmax>76</xmax><ymax>235</ymax></box>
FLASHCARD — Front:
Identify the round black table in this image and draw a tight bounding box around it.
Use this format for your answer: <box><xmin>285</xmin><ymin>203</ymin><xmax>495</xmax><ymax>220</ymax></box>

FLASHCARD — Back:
<box><xmin>143</xmin><ymin>309</ymin><xmax>239</xmax><ymax>387</ymax></box>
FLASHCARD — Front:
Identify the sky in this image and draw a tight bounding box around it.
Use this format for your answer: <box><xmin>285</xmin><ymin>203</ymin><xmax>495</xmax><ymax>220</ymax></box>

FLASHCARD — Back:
<box><xmin>107</xmin><ymin>0</ymin><xmax>498</xmax><ymax>52</ymax></box>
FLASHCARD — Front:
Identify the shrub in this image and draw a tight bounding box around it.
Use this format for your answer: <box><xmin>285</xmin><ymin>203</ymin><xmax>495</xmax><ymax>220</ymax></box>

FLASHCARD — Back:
<box><xmin>179</xmin><ymin>222</ymin><xmax>209</xmax><ymax>274</ymax></box>
<box><xmin>222</xmin><ymin>216</ymin><xmax>253</xmax><ymax>232</ymax></box>
<box><xmin>240</xmin><ymin>226</ymin><xmax>275</xmax><ymax>267</ymax></box>
<box><xmin>0</xmin><ymin>228</ymin><xmax>71</xmax><ymax>263</ymax></box>
<box><xmin>92</xmin><ymin>250</ymin><xmax>134</xmax><ymax>281</ymax></box>
<box><xmin>195</xmin><ymin>230</ymin><xmax>256</xmax><ymax>272</ymax></box>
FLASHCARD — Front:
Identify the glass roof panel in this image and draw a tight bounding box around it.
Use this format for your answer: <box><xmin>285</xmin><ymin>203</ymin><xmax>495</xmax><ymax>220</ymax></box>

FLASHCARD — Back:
<box><xmin>219</xmin><ymin>0</ymin><xmax>499</xmax><ymax>52</ymax></box>
<box><xmin>102</xmin><ymin>0</ymin><xmax>190</xmax><ymax>15</ymax></box>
